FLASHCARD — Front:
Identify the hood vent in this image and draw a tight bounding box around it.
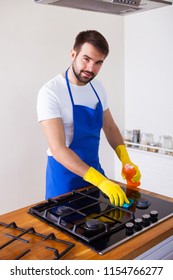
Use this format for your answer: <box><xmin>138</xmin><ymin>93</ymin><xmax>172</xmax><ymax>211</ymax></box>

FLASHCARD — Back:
<box><xmin>35</xmin><ymin>0</ymin><xmax>172</xmax><ymax>16</ymax></box>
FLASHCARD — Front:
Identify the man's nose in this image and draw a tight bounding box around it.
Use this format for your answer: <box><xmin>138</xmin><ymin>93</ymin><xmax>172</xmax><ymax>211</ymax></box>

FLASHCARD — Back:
<box><xmin>87</xmin><ymin>62</ymin><xmax>95</xmax><ymax>72</ymax></box>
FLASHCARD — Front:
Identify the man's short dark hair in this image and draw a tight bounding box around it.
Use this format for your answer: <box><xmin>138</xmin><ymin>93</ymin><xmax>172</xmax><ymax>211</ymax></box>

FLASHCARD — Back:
<box><xmin>73</xmin><ymin>30</ymin><xmax>109</xmax><ymax>58</ymax></box>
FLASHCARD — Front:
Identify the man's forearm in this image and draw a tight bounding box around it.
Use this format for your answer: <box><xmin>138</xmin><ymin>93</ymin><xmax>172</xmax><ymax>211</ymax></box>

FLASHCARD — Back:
<box><xmin>51</xmin><ymin>145</ymin><xmax>90</xmax><ymax>177</ymax></box>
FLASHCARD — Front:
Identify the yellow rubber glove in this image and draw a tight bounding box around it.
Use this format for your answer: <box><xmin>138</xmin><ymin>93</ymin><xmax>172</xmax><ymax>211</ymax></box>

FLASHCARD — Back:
<box><xmin>115</xmin><ymin>144</ymin><xmax>141</xmax><ymax>183</ymax></box>
<box><xmin>83</xmin><ymin>167</ymin><xmax>129</xmax><ymax>206</ymax></box>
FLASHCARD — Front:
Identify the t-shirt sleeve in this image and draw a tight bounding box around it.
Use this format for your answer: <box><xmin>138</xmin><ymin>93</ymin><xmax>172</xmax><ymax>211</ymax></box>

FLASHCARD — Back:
<box><xmin>37</xmin><ymin>86</ymin><xmax>61</xmax><ymax>122</ymax></box>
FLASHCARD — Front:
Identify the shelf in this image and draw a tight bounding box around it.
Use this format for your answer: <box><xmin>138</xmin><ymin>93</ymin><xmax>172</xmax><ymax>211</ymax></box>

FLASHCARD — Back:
<box><xmin>124</xmin><ymin>141</ymin><xmax>173</xmax><ymax>157</ymax></box>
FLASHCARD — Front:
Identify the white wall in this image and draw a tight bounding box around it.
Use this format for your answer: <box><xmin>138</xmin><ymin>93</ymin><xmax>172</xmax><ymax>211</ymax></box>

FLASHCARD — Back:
<box><xmin>0</xmin><ymin>0</ymin><xmax>124</xmax><ymax>214</ymax></box>
<box><xmin>115</xmin><ymin>6</ymin><xmax>173</xmax><ymax>198</ymax></box>
<box><xmin>1</xmin><ymin>1</ymin><xmax>173</xmax><ymax>215</ymax></box>
<box><xmin>124</xmin><ymin>6</ymin><xmax>173</xmax><ymax>142</ymax></box>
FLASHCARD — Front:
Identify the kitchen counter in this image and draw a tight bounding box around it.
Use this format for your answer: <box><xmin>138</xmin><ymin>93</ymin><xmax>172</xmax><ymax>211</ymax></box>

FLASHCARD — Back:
<box><xmin>0</xmin><ymin>183</ymin><xmax>173</xmax><ymax>260</ymax></box>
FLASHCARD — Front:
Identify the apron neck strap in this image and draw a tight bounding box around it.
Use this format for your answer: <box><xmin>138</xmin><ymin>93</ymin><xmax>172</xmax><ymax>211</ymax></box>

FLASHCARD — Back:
<box><xmin>65</xmin><ymin>68</ymin><xmax>101</xmax><ymax>104</ymax></box>
<box><xmin>65</xmin><ymin>69</ymin><xmax>74</xmax><ymax>106</ymax></box>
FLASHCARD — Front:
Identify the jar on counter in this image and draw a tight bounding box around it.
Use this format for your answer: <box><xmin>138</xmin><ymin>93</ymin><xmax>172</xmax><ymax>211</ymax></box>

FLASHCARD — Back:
<box><xmin>159</xmin><ymin>135</ymin><xmax>173</xmax><ymax>154</ymax></box>
<box><xmin>140</xmin><ymin>133</ymin><xmax>154</xmax><ymax>150</ymax></box>
<box><xmin>132</xmin><ymin>129</ymin><xmax>140</xmax><ymax>143</ymax></box>
<box><xmin>122</xmin><ymin>130</ymin><xmax>133</xmax><ymax>142</ymax></box>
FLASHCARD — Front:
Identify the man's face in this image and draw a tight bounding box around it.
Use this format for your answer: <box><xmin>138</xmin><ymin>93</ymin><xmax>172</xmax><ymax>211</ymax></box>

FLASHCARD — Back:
<box><xmin>71</xmin><ymin>42</ymin><xmax>105</xmax><ymax>85</ymax></box>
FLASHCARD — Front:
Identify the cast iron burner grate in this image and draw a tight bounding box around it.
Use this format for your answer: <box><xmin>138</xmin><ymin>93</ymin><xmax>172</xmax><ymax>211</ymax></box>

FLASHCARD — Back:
<box><xmin>28</xmin><ymin>186</ymin><xmax>173</xmax><ymax>255</ymax></box>
<box><xmin>29</xmin><ymin>188</ymin><xmax>134</xmax><ymax>244</ymax></box>
<box><xmin>0</xmin><ymin>221</ymin><xmax>75</xmax><ymax>260</ymax></box>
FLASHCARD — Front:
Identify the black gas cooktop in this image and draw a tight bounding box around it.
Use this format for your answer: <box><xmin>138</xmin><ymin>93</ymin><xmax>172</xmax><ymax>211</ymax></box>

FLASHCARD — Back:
<box><xmin>29</xmin><ymin>186</ymin><xmax>173</xmax><ymax>255</ymax></box>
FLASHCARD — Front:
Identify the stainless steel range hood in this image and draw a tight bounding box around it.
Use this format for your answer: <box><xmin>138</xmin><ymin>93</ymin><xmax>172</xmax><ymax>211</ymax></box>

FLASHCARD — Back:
<box><xmin>34</xmin><ymin>0</ymin><xmax>172</xmax><ymax>16</ymax></box>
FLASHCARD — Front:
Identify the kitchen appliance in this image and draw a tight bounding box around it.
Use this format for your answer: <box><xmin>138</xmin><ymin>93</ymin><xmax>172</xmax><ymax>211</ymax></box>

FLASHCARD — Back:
<box><xmin>34</xmin><ymin>0</ymin><xmax>172</xmax><ymax>16</ymax></box>
<box><xmin>29</xmin><ymin>186</ymin><xmax>173</xmax><ymax>255</ymax></box>
<box><xmin>0</xmin><ymin>221</ymin><xmax>74</xmax><ymax>260</ymax></box>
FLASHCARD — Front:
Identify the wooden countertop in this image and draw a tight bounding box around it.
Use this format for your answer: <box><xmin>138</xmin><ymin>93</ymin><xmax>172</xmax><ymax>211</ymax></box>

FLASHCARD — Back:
<box><xmin>0</xmin><ymin>184</ymin><xmax>173</xmax><ymax>260</ymax></box>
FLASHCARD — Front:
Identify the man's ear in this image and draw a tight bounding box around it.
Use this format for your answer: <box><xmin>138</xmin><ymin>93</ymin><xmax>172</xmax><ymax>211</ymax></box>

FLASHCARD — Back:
<box><xmin>70</xmin><ymin>49</ymin><xmax>77</xmax><ymax>61</ymax></box>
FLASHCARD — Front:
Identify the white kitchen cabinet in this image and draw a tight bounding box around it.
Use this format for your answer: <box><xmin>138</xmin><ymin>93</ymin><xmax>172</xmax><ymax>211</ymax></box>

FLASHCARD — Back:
<box><xmin>135</xmin><ymin>235</ymin><xmax>173</xmax><ymax>260</ymax></box>
<box><xmin>114</xmin><ymin>147</ymin><xmax>173</xmax><ymax>198</ymax></box>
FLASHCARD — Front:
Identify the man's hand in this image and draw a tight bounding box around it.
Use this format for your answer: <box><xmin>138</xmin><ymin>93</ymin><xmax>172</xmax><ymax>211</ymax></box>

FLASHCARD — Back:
<box><xmin>98</xmin><ymin>179</ymin><xmax>129</xmax><ymax>206</ymax></box>
<box><xmin>122</xmin><ymin>163</ymin><xmax>141</xmax><ymax>183</ymax></box>
<box><xmin>83</xmin><ymin>167</ymin><xmax>129</xmax><ymax>206</ymax></box>
<box><xmin>115</xmin><ymin>145</ymin><xmax>141</xmax><ymax>185</ymax></box>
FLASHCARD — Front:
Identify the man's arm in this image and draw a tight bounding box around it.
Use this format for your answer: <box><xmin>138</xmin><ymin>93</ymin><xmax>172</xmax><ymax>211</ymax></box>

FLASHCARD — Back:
<box><xmin>40</xmin><ymin>116</ymin><xmax>129</xmax><ymax>206</ymax></box>
<box><xmin>41</xmin><ymin>109</ymin><xmax>121</xmax><ymax>173</ymax></box>
<box><xmin>40</xmin><ymin>118</ymin><xmax>90</xmax><ymax>176</ymax></box>
<box><xmin>103</xmin><ymin>108</ymin><xmax>141</xmax><ymax>184</ymax></box>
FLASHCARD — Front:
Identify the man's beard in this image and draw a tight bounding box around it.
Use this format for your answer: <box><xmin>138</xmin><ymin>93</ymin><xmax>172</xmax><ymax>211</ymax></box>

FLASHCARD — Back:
<box><xmin>72</xmin><ymin>64</ymin><xmax>95</xmax><ymax>85</ymax></box>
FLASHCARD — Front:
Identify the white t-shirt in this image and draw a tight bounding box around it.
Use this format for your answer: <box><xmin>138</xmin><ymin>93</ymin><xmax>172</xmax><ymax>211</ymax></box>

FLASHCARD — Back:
<box><xmin>37</xmin><ymin>73</ymin><xmax>108</xmax><ymax>154</ymax></box>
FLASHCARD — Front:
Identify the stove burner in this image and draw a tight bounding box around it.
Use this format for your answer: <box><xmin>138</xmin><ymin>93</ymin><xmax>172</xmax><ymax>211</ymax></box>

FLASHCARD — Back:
<box><xmin>56</xmin><ymin>206</ymin><xmax>73</xmax><ymax>216</ymax></box>
<box><xmin>28</xmin><ymin>186</ymin><xmax>173</xmax><ymax>255</ymax></box>
<box><xmin>136</xmin><ymin>198</ymin><xmax>150</xmax><ymax>209</ymax></box>
<box><xmin>85</xmin><ymin>219</ymin><xmax>104</xmax><ymax>231</ymax></box>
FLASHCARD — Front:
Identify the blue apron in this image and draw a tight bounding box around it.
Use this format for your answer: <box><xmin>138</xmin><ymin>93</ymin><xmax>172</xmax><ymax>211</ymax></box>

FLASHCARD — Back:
<box><xmin>45</xmin><ymin>69</ymin><xmax>105</xmax><ymax>199</ymax></box>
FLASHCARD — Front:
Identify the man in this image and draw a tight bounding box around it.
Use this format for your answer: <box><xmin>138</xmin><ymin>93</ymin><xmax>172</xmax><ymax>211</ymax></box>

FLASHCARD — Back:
<box><xmin>37</xmin><ymin>30</ymin><xmax>141</xmax><ymax>206</ymax></box>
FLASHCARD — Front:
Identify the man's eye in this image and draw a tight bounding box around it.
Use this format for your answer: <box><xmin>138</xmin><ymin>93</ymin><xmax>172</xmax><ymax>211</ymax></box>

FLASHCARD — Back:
<box><xmin>96</xmin><ymin>61</ymin><xmax>103</xmax><ymax>65</ymax></box>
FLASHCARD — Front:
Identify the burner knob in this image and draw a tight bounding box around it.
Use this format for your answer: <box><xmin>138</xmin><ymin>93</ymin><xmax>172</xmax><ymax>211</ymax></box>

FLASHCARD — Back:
<box><xmin>142</xmin><ymin>214</ymin><xmax>150</xmax><ymax>227</ymax></box>
<box><xmin>134</xmin><ymin>218</ymin><xmax>143</xmax><ymax>231</ymax></box>
<box><xmin>125</xmin><ymin>222</ymin><xmax>134</xmax><ymax>236</ymax></box>
<box><xmin>150</xmin><ymin>210</ymin><xmax>158</xmax><ymax>222</ymax></box>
